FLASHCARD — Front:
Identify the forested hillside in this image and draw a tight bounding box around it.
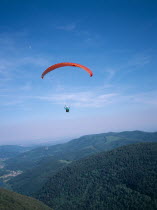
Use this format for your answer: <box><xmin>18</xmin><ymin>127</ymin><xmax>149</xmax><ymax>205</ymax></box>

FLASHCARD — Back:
<box><xmin>37</xmin><ymin>142</ymin><xmax>157</xmax><ymax>210</ymax></box>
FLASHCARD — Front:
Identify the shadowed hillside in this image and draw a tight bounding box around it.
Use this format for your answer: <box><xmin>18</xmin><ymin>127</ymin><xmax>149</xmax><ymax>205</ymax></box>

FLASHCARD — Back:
<box><xmin>0</xmin><ymin>188</ymin><xmax>52</xmax><ymax>210</ymax></box>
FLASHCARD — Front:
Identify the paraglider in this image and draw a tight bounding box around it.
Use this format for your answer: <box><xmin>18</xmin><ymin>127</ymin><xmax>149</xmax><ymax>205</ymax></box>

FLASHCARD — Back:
<box><xmin>41</xmin><ymin>62</ymin><xmax>93</xmax><ymax>79</ymax></box>
<box><xmin>41</xmin><ymin>62</ymin><xmax>93</xmax><ymax>112</ymax></box>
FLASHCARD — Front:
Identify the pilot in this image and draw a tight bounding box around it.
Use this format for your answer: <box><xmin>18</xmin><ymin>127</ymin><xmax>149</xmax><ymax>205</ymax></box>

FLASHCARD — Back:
<box><xmin>64</xmin><ymin>105</ymin><xmax>70</xmax><ymax>112</ymax></box>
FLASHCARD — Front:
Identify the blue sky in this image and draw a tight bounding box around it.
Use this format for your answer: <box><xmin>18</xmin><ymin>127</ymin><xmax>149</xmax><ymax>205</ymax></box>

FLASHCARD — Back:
<box><xmin>0</xmin><ymin>0</ymin><xmax>157</xmax><ymax>145</ymax></box>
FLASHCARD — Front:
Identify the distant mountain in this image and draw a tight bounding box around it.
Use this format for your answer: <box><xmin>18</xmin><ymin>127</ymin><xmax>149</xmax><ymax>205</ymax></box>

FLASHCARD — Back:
<box><xmin>5</xmin><ymin>131</ymin><xmax>157</xmax><ymax>171</ymax></box>
<box><xmin>0</xmin><ymin>145</ymin><xmax>31</xmax><ymax>158</ymax></box>
<box><xmin>0</xmin><ymin>187</ymin><xmax>52</xmax><ymax>210</ymax></box>
<box><xmin>36</xmin><ymin>142</ymin><xmax>157</xmax><ymax>210</ymax></box>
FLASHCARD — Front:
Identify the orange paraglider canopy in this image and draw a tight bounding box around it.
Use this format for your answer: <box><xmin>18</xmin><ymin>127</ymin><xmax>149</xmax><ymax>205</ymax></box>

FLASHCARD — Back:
<box><xmin>41</xmin><ymin>62</ymin><xmax>93</xmax><ymax>79</ymax></box>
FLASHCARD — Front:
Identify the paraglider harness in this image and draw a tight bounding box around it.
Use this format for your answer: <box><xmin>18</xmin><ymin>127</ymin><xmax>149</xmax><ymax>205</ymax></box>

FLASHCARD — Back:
<box><xmin>64</xmin><ymin>106</ymin><xmax>70</xmax><ymax>112</ymax></box>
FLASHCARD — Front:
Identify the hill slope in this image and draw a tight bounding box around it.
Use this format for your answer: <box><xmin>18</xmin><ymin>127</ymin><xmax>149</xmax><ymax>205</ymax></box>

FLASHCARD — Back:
<box><xmin>37</xmin><ymin>142</ymin><xmax>157</xmax><ymax>210</ymax></box>
<box><xmin>0</xmin><ymin>188</ymin><xmax>52</xmax><ymax>210</ymax></box>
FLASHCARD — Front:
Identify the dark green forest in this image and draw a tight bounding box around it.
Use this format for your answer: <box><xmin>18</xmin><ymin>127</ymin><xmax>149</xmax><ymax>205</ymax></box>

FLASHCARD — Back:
<box><xmin>36</xmin><ymin>142</ymin><xmax>157</xmax><ymax>210</ymax></box>
<box><xmin>1</xmin><ymin>131</ymin><xmax>157</xmax><ymax>209</ymax></box>
<box><xmin>0</xmin><ymin>188</ymin><xmax>52</xmax><ymax>210</ymax></box>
